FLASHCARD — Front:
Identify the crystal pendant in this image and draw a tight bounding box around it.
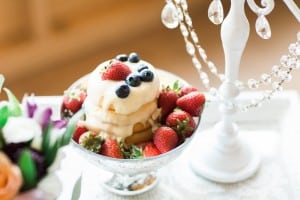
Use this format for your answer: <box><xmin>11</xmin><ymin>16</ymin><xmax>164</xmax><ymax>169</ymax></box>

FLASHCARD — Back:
<box><xmin>208</xmin><ymin>0</ymin><xmax>224</xmax><ymax>25</ymax></box>
<box><xmin>255</xmin><ymin>15</ymin><xmax>271</xmax><ymax>39</ymax></box>
<box><xmin>261</xmin><ymin>73</ymin><xmax>272</xmax><ymax>85</ymax></box>
<box><xmin>248</xmin><ymin>79</ymin><xmax>259</xmax><ymax>89</ymax></box>
<box><xmin>161</xmin><ymin>3</ymin><xmax>179</xmax><ymax>29</ymax></box>
<box><xmin>186</xmin><ymin>41</ymin><xmax>195</xmax><ymax>55</ymax></box>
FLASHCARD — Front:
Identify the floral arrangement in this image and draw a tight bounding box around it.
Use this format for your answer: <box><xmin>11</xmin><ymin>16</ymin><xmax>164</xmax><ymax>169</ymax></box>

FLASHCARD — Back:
<box><xmin>0</xmin><ymin>74</ymin><xmax>77</xmax><ymax>199</ymax></box>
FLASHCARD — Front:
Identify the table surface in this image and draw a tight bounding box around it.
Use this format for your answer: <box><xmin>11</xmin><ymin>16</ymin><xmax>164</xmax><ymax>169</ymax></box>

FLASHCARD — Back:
<box><xmin>25</xmin><ymin>91</ymin><xmax>300</xmax><ymax>200</ymax></box>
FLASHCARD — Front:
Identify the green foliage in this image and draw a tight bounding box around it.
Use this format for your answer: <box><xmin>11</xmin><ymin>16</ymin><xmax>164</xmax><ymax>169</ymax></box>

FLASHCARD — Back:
<box><xmin>17</xmin><ymin>149</ymin><xmax>38</xmax><ymax>191</ymax></box>
<box><xmin>3</xmin><ymin>88</ymin><xmax>22</xmax><ymax>117</ymax></box>
<box><xmin>0</xmin><ymin>104</ymin><xmax>8</xmax><ymax>128</ymax></box>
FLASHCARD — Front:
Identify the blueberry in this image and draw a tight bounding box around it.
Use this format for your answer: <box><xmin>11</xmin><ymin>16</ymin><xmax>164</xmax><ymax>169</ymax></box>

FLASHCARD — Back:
<box><xmin>115</xmin><ymin>84</ymin><xmax>130</xmax><ymax>98</ymax></box>
<box><xmin>139</xmin><ymin>69</ymin><xmax>154</xmax><ymax>82</ymax></box>
<box><xmin>128</xmin><ymin>52</ymin><xmax>140</xmax><ymax>63</ymax></box>
<box><xmin>115</xmin><ymin>54</ymin><xmax>128</xmax><ymax>62</ymax></box>
<box><xmin>137</xmin><ymin>64</ymin><xmax>149</xmax><ymax>72</ymax></box>
<box><xmin>126</xmin><ymin>73</ymin><xmax>141</xmax><ymax>87</ymax></box>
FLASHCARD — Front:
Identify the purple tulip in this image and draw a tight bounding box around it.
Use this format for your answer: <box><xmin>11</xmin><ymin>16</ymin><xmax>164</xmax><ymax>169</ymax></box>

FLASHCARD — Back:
<box><xmin>53</xmin><ymin>120</ymin><xmax>67</xmax><ymax>129</ymax></box>
<box><xmin>26</xmin><ymin>99</ymin><xmax>38</xmax><ymax>118</ymax></box>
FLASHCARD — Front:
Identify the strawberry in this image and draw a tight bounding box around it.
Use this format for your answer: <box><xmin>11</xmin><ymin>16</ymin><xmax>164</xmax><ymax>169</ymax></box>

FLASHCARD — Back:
<box><xmin>102</xmin><ymin>61</ymin><xmax>131</xmax><ymax>81</ymax></box>
<box><xmin>180</xmin><ymin>85</ymin><xmax>198</xmax><ymax>96</ymax></box>
<box><xmin>158</xmin><ymin>81</ymin><xmax>181</xmax><ymax>123</ymax></box>
<box><xmin>63</xmin><ymin>90</ymin><xmax>86</xmax><ymax>114</ymax></box>
<box><xmin>176</xmin><ymin>91</ymin><xmax>205</xmax><ymax>116</ymax></box>
<box><xmin>153</xmin><ymin>126</ymin><xmax>179</xmax><ymax>153</ymax></box>
<box><xmin>100</xmin><ymin>139</ymin><xmax>124</xmax><ymax>159</ymax></box>
<box><xmin>73</xmin><ymin>124</ymin><xmax>88</xmax><ymax>143</ymax></box>
<box><xmin>166</xmin><ymin>110</ymin><xmax>195</xmax><ymax>138</ymax></box>
<box><xmin>143</xmin><ymin>142</ymin><xmax>161</xmax><ymax>157</ymax></box>
<box><xmin>79</xmin><ymin>132</ymin><xmax>103</xmax><ymax>153</ymax></box>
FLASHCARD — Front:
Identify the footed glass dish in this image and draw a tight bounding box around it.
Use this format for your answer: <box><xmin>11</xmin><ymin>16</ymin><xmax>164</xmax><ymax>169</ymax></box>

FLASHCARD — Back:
<box><xmin>63</xmin><ymin>68</ymin><xmax>203</xmax><ymax>196</ymax></box>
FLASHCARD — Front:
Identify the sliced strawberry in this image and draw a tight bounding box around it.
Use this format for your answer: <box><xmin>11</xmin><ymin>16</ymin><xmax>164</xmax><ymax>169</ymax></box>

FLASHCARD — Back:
<box><xmin>166</xmin><ymin>110</ymin><xmax>195</xmax><ymax>139</ymax></box>
<box><xmin>143</xmin><ymin>142</ymin><xmax>161</xmax><ymax>157</ymax></box>
<box><xmin>100</xmin><ymin>139</ymin><xmax>124</xmax><ymax>159</ymax></box>
<box><xmin>102</xmin><ymin>61</ymin><xmax>131</xmax><ymax>81</ymax></box>
<box><xmin>176</xmin><ymin>91</ymin><xmax>205</xmax><ymax>116</ymax></box>
<box><xmin>79</xmin><ymin>132</ymin><xmax>103</xmax><ymax>153</ymax></box>
<box><xmin>153</xmin><ymin>126</ymin><xmax>179</xmax><ymax>153</ymax></box>
<box><xmin>180</xmin><ymin>85</ymin><xmax>198</xmax><ymax>96</ymax></box>
<box><xmin>73</xmin><ymin>124</ymin><xmax>88</xmax><ymax>143</ymax></box>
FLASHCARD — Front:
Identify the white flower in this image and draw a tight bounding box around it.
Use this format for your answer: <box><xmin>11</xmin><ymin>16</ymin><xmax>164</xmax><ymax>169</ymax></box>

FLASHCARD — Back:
<box><xmin>2</xmin><ymin>117</ymin><xmax>42</xmax><ymax>144</ymax></box>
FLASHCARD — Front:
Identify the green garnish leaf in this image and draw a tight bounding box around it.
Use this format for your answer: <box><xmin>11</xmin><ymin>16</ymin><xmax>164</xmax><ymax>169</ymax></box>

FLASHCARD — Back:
<box><xmin>173</xmin><ymin>80</ymin><xmax>180</xmax><ymax>91</ymax></box>
<box><xmin>0</xmin><ymin>104</ymin><xmax>9</xmax><ymax>128</ymax></box>
<box><xmin>3</xmin><ymin>88</ymin><xmax>22</xmax><ymax>117</ymax></box>
<box><xmin>17</xmin><ymin>149</ymin><xmax>37</xmax><ymax>190</ymax></box>
<box><xmin>120</xmin><ymin>143</ymin><xmax>143</xmax><ymax>159</ymax></box>
<box><xmin>129</xmin><ymin>145</ymin><xmax>143</xmax><ymax>159</ymax></box>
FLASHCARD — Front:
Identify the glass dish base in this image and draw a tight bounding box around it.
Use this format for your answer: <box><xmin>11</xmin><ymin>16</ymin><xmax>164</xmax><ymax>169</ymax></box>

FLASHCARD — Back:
<box><xmin>103</xmin><ymin>172</ymin><xmax>158</xmax><ymax>196</ymax></box>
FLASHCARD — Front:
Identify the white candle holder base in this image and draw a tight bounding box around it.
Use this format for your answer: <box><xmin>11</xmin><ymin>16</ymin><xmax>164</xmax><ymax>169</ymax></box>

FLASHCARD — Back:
<box><xmin>189</xmin><ymin>125</ymin><xmax>261</xmax><ymax>183</ymax></box>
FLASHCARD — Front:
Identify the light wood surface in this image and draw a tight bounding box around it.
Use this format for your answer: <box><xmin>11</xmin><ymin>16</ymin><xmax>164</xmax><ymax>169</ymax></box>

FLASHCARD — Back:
<box><xmin>0</xmin><ymin>0</ymin><xmax>299</xmax><ymax>99</ymax></box>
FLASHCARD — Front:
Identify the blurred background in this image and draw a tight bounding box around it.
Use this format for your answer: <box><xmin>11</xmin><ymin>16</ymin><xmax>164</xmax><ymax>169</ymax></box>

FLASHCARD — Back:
<box><xmin>0</xmin><ymin>0</ymin><xmax>299</xmax><ymax>99</ymax></box>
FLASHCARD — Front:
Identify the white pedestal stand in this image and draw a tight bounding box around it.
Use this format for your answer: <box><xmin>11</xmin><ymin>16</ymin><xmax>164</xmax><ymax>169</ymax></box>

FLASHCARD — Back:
<box><xmin>190</xmin><ymin>0</ymin><xmax>261</xmax><ymax>183</ymax></box>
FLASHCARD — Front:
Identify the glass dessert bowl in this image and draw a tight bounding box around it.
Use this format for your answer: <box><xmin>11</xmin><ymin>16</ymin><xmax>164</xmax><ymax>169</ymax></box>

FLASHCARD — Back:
<box><xmin>62</xmin><ymin>53</ymin><xmax>205</xmax><ymax>195</ymax></box>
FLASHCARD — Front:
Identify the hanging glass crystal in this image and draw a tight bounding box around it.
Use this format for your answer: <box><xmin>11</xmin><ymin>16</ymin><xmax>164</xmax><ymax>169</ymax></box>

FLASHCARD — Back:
<box><xmin>261</xmin><ymin>73</ymin><xmax>272</xmax><ymax>85</ymax></box>
<box><xmin>180</xmin><ymin>24</ymin><xmax>189</xmax><ymax>37</ymax></box>
<box><xmin>263</xmin><ymin>90</ymin><xmax>273</xmax><ymax>100</ymax></box>
<box><xmin>247</xmin><ymin>79</ymin><xmax>259</xmax><ymax>89</ymax></box>
<box><xmin>279</xmin><ymin>71</ymin><xmax>292</xmax><ymax>81</ymax></box>
<box><xmin>192</xmin><ymin>56</ymin><xmax>202</xmax><ymax>69</ymax></box>
<box><xmin>181</xmin><ymin>0</ymin><xmax>188</xmax><ymax>11</ymax></box>
<box><xmin>208</xmin><ymin>61</ymin><xmax>218</xmax><ymax>74</ymax></box>
<box><xmin>186</xmin><ymin>41</ymin><xmax>195</xmax><ymax>55</ymax></box>
<box><xmin>272</xmin><ymin>65</ymin><xmax>281</xmax><ymax>76</ymax></box>
<box><xmin>286</xmin><ymin>56</ymin><xmax>297</xmax><ymax>68</ymax></box>
<box><xmin>185</xmin><ymin>14</ymin><xmax>193</xmax><ymax>26</ymax></box>
<box><xmin>208</xmin><ymin>0</ymin><xmax>224</xmax><ymax>25</ymax></box>
<box><xmin>288</xmin><ymin>43</ymin><xmax>300</xmax><ymax>56</ymax></box>
<box><xmin>255</xmin><ymin>15</ymin><xmax>271</xmax><ymax>39</ymax></box>
<box><xmin>280</xmin><ymin>55</ymin><xmax>289</xmax><ymax>67</ymax></box>
<box><xmin>198</xmin><ymin>47</ymin><xmax>207</xmax><ymax>60</ymax></box>
<box><xmin>190</xmin><ymin>31</ymin><xmax>199</xmax><ymax>43</ymax></box>
<box><xmin>161</xmin><ymin>2</ymin><xmax>180</xmax><ymax>29</ymax></box>
<box><xmin>272</xmin><ymin>82</ymin><xmax>283</xmax><ymax>91</ymax></box>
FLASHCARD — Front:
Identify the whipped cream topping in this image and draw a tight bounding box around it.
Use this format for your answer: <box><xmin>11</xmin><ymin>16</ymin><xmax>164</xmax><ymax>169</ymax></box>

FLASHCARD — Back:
<box><xmin>85</xmin><ymin>60</ymin><xmax>160</xmax><ymax>115</ymax></box>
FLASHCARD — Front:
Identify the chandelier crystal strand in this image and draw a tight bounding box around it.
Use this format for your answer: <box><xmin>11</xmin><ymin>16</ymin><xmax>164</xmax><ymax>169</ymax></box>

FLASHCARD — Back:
<box><xmin>175</xmin><ymin>0</ymin><xmax>224</xmax><ymax>96</ymax></box>
<box><xmin>162</xmin><ymin>0</ymin><xmax>299</xmax><ymax>111</ymax></box>
<box><xmin>240</xmin><ymin>31</ymin><xmax>300</xmax><ymax>111</ymax></box>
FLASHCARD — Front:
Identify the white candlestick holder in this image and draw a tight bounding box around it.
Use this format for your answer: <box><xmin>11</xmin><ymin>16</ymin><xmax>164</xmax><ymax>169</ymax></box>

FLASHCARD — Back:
<box><xmin>162</xmin><ymin>0</ymin><xmax>300</xmax><ymax>183</ymax></box>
